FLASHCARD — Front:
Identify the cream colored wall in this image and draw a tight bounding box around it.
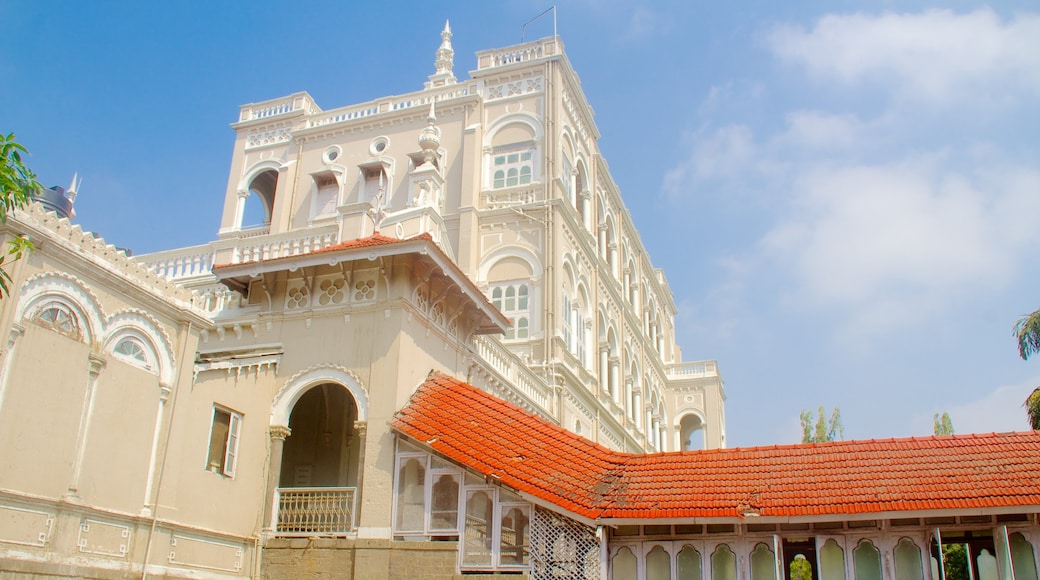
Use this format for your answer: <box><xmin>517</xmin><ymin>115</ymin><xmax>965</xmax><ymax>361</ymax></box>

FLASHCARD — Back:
<box><xmin>0</xmin><ymin>325</ymin><xmax>89</xmax><ymax>499</ymax></box>
<box><xmin>0</xmin><ymin>217</ymin><xmax>263</xmax><ymax>578</ymax></box>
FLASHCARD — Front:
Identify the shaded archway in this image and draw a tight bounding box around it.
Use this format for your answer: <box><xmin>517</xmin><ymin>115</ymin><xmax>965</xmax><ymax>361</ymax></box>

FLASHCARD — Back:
<box><xmin>280</xmin><ymin>383</ymin><xmax>361</xmax><ymax>488</ymax></box>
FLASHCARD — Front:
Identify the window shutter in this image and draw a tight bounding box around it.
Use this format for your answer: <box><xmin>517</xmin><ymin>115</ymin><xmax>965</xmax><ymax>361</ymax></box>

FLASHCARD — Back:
<box><xmin>223</xmin><ymin>412</ymin><xmax>240</xmax><ymax>477</ymax></box>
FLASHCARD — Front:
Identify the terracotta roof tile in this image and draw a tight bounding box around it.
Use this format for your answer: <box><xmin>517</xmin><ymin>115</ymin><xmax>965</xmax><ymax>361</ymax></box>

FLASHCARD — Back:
<box><xmin>391</xmin><ymin>373</ymin><xmax>1040</xmax><ymax>521</ymax></box>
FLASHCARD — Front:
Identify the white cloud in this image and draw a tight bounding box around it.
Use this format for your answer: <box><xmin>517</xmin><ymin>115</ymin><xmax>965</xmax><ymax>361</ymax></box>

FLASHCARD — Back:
<box><xmin>662</xmin><ymin>125</ymin><xmax>757</xmax><ymax>197</ymax></box>
<box><xmin>762</xmin><ymin>160</ymin><xmax>1040</xmax><ymax>334</ymax></box>
<box><xmin>776</xmin><ymin>110</ymin><xmax>870</xmax><ymax>151</ymax></box>
<box><xmin>767</xmin><ymin>9</ymin><xmax>1040</xmax><ymax>106</ymax></box>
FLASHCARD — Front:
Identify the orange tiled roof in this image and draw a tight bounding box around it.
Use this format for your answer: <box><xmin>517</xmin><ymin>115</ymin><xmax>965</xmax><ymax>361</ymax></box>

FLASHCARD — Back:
<box><xmin>390</xmin><ymin>373</ymin><xmax>1040</xmax><ymax>521</ymax></box>
<box><xmin>212</xmin><ymin>233</ymin><xmax>428</xmax><ymax>269</ymax></box>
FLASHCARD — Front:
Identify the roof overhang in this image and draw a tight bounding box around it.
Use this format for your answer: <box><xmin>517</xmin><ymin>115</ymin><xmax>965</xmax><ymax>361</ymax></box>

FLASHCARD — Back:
<box><xmin>214</xmin><ymin>235</ymin><xmax>509</xmax><ymax>335</ymax></box>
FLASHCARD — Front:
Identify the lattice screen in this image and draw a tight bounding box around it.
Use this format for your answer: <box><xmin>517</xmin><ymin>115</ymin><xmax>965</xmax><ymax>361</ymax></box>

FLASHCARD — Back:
<box><xmin>530</xmin><ymin>506</ymin><xmax>601</xmax><ymax>579</ymax></box>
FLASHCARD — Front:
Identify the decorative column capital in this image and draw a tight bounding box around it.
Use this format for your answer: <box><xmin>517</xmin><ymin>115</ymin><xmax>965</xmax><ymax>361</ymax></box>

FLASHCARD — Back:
<box><xmin>270</xmin><ymin>425</ymin><xmax>292</xmax><ymax>441</ymax></box>
<box><xmin>87</xmin><ymin>353</ymin><xmax>106</xmax><ymax>377</ymax></box>
<box><xmin>352</xmin><ymin>421</ymin><xmax>368</xmax><ymax>437</ymax></box>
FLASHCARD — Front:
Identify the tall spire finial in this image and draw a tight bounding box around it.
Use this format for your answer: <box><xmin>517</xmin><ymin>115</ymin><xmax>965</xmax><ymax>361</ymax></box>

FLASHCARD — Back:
<box><xmin>425</xmin><ymin>19</ymin><xmax>457</xmax><ymax>90</ymax></box>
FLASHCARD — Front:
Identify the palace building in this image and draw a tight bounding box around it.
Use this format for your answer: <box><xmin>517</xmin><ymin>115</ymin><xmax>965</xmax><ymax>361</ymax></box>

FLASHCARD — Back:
<box><xmin>0</xmin><ymin>23</ymin><xmax>1037</xmax><ymax>580</ymax></box>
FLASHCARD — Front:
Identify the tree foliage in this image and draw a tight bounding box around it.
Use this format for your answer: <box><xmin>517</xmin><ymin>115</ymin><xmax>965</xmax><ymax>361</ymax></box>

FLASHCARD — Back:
<box><xmin>1015</xmin><ymin>308</ymin><xmax>1040</xmax><ymax>361</ymax></box>
<box><xmin>933</xmin><ymin>412</ymin><xmax>954</xmax><ymax>436</ymax></box>
<box><xmin>941</xmin><ymin>543</ymin><xmax>969</xmax><ymax>580</ymax></box>
<box><xmin>789</xmin><ymin>555</ymin><xmax>813</xmax><ymax>580</ymax></box>
<box><xmin>1014</xmin><ymin>308</ymin><xmax>1040</xmax><ymax>430</ymax></box>
<box><xmin>0</xmin><ymin>133</ymin><xmax>39</xmax><ymax>298</ymax></box>
<box><xmin>1026</xmin><ymin>387</ymin><xmax>1040</xmax><ymax>431</ymax></box>
<box><xmin>800</xmin><ymin>406</ymin><xmax>844</xmax><ymax>443</ymax></box>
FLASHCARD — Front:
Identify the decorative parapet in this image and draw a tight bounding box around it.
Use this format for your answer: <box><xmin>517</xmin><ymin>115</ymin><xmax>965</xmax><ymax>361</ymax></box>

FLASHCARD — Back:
<box><xmin>224</xmin><ymin>227</ymin><xmax>338</xmax><ymax>265</ymax></box>
<box><xmin>476</xmin><ymin>37</ymin><xmax>561</xmax><ymax>70</ymax></box>
<box><xmin>8</xmin><ymin>204</ymin><xmax>206</xmax><ymax>318</ymax></box>
<box><xmin>666</xmin><ymin>360</ymin><xmax>719</xmax><ymax>379</ymax></box>
<box><xmin>305</xmin><ymin>81</ymin><xmax>480</xmax><ymax>131</ymax></box>
<box><xmin>238</xmin><ymin>92</ymin><xmax>317</xmax><ymax>123</ymax></box>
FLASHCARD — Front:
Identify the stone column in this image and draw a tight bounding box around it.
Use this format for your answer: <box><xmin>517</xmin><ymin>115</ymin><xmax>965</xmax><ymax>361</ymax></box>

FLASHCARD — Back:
<box><xmin>141</xmin><ymin>384</ymin><xmax>172</xmax><ymax>516</ymax></box>
<box><xmin>234</xmin><ymin>189</ymin><xmax>248</xmax><ymax>231</ymax></box>
<box><xmin>0</xmin><ymin>324</ymin><xmax>25</xmax><ymax>418</ymax></box>
<box><xmin>608</xmin><ymin>357</ymin><xmax>620</xmax><ymax>403</ymax></box>
<box><xmin>351</xmin><ymin>420</ymin><xmax>368</xmax><ymax>530</ymax></box>
<box><xmin>598</xmin><ymin>345</ymin><xmax>609</xmax><ymax>394</ymax></box>
<box><xmin>263</xmin><ymin>425</ymin><xmax>291</xmax><ymax>531</ymax></box>
<box><xmin>66</xmin><ymin>353</ymin><xmax>106</xmax><ymax>501</ymax></box>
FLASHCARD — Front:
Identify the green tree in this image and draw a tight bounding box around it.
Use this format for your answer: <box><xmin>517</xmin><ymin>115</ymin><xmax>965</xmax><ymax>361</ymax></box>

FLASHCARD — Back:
<box><xmin>0</xmin><ymin>133</ymin><xmax>40</xmax><ymax>297</ymax></box>
<box><xmin>800</xmin><ymin>406</ymin><xmax>844</xmax><ymax>443</ymax></box>
<box><xmin>941</xmin><ymin>543</ymin><xmax>969</xmax><ymax>580</ymax></box>
<box><xmin>933</xmin><ymin>412</ymin><xmax>954</xmax><ymax>436</ymax></box>
<box><xmin>1014</xmin><ymin>308</ymin><xmax>1040</xmax><ymax>429</ymax></box>
<box><xmin>789</xmin><ymin>555</ymin><xmax>813</xmax><ymax>580</ymax></box>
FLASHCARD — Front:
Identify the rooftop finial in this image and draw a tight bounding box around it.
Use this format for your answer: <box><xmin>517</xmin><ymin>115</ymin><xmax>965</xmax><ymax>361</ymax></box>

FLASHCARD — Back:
<box><xmin>418</xmin><ymin>101</ymin><xmax>441</xmax><ymax>164</ymax></box>
<box><xmin>425</xmin><ymin>19</ymin><xmax>457</xmax><ymax>90</ymax></box>
<box><xmin>66</xmin><ymin>172</ymin><xmax>81</xmax><ymax>205</ymax></box>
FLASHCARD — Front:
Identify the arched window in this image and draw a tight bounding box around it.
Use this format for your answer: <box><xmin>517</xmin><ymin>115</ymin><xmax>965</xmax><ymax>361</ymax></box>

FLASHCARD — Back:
<box><xmin>677</xmin><ymin>544</ymin><xmax>702</xmax><ymax>580</ymax></box>
<box><xmin>34</xmin><ymin>302</ymin><xmax>80</xmax><ymax>340</ymax></box>
<box><xmin>113</xmin><ymin>336</ymin><xmax>153</xmax><ymax>371</ymax></box>
<box><xmin>751</xmin><ymin>543</ymin><xmax>777</xmax><ymax>580</ymax></box>
<box><xmin>1011</xmin><ymin>533</ymin><xmax>1038</xmax><ymax>580</ymax></box>
<box><xmin>819</xmin><ymin>539</ymin><xmax>846</xmax><ymax>580</ymax></box>
<box><xmin>647</xmin><ymin>544</ymin><xmax>671</xmax><ymax>580</ymax></box>
<box><xmin>242</xmin><ymin>169</ymin><xmax>278</xmax><ymax>229</ymax></box>
<box><xmin>680</xmin><ymin>414</ymin><xmax>705</xmax><ymax>451</ymax></box>
<box><xmin>895</xmin><ymin>538</ymin><xmax>924</xmax><ymax>580</ymax></box>
<box><xmin>612</xmin><ymin>546</ymin><xmax>638</xmax><ymax>580</ymax></box>
<box><xmin>854</xmin><ymin>540</ymin><xmax>883</xmax><ymax>580</ymax></box>
<box><xmin>712</xmin><ymin>545</ymin><xmax>737</xmax><ymax>580</ymax></box>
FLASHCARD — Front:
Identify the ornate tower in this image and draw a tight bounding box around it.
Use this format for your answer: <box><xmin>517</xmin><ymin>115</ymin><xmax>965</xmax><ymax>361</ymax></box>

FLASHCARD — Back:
<box><xmin>425</xmin><ymin>20</ymin><xmax>457</xmax><ymax>89</ymax></box>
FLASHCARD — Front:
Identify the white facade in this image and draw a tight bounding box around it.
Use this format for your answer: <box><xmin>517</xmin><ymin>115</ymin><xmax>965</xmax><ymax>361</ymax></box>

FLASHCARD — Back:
<box><xmin>144</xmin><ymin>27</ymin><xmax>726</xmax><ymax>453</ymax></box>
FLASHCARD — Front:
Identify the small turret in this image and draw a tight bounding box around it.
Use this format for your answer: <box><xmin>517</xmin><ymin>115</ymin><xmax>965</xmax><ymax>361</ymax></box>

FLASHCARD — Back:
<box><xmin>425</xmin><ymin>20</ymin><xmax>457</xmax><ymax>90</ymax></box>
<box><xmin>35</xmin><ymin>173</ymin><xmax>80</xmax><ymax>220</ymax></box>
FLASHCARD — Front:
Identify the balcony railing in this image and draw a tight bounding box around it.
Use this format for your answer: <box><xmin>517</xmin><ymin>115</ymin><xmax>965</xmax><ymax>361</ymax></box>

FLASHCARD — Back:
<box><xmin>275</xmin><ymin>487</ymin><xmax>356</xmax><ymax>536</ymax></box>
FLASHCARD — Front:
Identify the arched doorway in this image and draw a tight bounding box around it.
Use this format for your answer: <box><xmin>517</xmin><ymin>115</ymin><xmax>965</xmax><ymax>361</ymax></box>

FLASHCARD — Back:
<box><xmin>281</xmin><ymin>383</ymin><xmax>360</xmax><ymax>488</ymax></box>
<box><xmin>274</xmin><ymin>382</ymin><xmax>363</xmax><ymax>535</ymax></box>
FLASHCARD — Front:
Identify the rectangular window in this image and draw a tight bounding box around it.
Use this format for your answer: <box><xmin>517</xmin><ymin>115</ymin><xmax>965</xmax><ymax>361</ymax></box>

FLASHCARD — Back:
<box><xmin>492</xmin><ymin>148</ymin><xmax>534</xmax><ymax>189</ymax></box>
<box><xmin>207</xmin><ymin>406</ymin><xmax>242</xmax><ymax>477</ymax></box>
<box><xmin>490</xmin><ymin>282</ymin><xmax>530</xmax><ymax>340</ymax></box>
<box><xmin>393</xmin><ymin>447</ymin><xmax>464</xmax><ymax>537</ymax></box>
<box><xmin>461</xmin><ymin>488</ymin><xmax>531</xmax><ymax>571</ymax></box>
<box><xmin>312</xmin><ymin>173</ymin><xmax>338</xmax><ymax>218</ymax></box>
<box><xmin>392</xmin><ymin>444</ymin><xmax>531</xmax><ymax>574</ymax></box>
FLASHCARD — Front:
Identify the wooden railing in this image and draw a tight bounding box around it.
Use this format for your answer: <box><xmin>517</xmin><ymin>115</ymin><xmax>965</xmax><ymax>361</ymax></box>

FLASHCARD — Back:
<box><xmin>275</xmin><ymin>487</ymin><xmax>356</xmax><ymax>536</ymax></box>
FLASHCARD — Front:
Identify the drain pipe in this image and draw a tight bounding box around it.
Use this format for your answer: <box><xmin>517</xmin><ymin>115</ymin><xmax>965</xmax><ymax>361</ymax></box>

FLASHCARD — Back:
<box><xmin>140</xmin><ymin>320</ymin><xmax>192</xmax><ymax>579</ymax></box>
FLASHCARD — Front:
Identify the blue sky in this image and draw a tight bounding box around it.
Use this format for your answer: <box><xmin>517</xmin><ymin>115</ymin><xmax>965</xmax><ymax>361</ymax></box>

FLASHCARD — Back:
<box><xmin>3</xmin><ymin>1</ymin><xmax>1038</xmax><ymax>447</ymax></box>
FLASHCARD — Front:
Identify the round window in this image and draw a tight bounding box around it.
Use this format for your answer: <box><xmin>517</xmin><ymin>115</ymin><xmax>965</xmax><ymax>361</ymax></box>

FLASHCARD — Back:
<box><xmin>369</xmin><ymin>136</ymin><xmax>390</xmax><ymax>156</ymax></box>
<box><xmin>323</xmin><ymin>146</ymin><xmax>341</xmax><ymax>164</ymax></box>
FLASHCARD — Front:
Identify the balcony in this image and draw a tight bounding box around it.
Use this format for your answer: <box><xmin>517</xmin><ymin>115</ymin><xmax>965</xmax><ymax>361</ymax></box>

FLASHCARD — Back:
<box><xmin>275</xmin><ymin>487</ymin><xmax>356</xmax><ymax>536</ymax></box>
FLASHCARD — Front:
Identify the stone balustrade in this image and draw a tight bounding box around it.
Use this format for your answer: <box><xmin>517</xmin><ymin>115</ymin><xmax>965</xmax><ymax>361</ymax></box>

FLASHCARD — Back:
<box><xmin>666</xmin><ymin>360</ymin><xmax>719</xmax><ymax>379</ymax></box>
<box><xmin>140</xmin><ymin>244</ymin><xmax>215</xmax><ymax>280</ymax></box>
<box><xmin>473</xmin><ymin>336</ymin><xmax>552</xmax><ymax>412</ymax></box>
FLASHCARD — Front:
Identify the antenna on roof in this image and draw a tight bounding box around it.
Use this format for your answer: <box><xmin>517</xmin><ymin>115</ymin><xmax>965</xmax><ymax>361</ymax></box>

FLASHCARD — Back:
<box><xmin>520</xmin><ymin>6</ymin><xmax>557</xmax><ymax>43</ymax></box>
